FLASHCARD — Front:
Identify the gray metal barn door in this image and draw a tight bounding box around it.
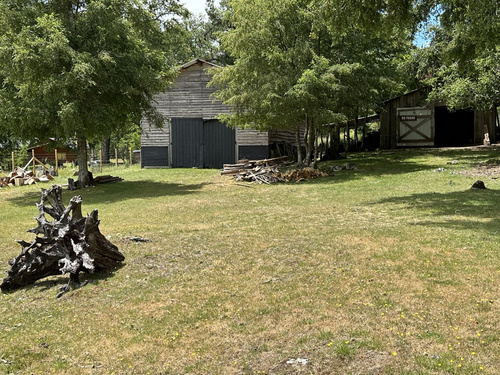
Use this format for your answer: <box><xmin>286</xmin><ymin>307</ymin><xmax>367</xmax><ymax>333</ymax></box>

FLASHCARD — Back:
<box><xmin>203</xmin><ymin>119</ymin><xmax>236</xmax><ymax>168</ymax></box>
<box><xmin>171</xmin><ymin>118</ymin><xmax>235</xmax><ymax>168</ymax></box>
<box><xmin>171</xmin><ymin>118</ymin><xmax>204</xmax><ymax>168</ymax></box>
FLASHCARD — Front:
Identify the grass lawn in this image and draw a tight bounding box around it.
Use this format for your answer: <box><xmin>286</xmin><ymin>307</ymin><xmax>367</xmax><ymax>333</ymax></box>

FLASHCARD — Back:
<box><xmin>1</xmin><ymin>147</ymin><xmax>499</xmax><ymax>374</ymax></box>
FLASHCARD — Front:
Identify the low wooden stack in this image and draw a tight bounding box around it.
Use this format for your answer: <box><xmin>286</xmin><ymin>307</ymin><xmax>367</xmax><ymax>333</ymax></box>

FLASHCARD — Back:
<box><xmin>221</xmin><ymin>156</ymin><xmax>292</xmax><ymax>184</ymax></box>
<box><xmin>221</xmin><ymin>156</ymin><xmax>328</xmax><ymax>184</ymax></box>
<box><xmin>93</xmin><ymin>175</ymin><xmax>123</xmax><ymax>184</ymax></box>
<box><xmin>0</xmin><ymin>167</ymin><xmax>54</xmax><ymax>188</ymax></box>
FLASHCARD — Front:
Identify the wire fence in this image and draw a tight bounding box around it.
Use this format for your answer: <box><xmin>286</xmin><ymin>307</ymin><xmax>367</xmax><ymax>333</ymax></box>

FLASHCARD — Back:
<box><xmin>6</xmin><ymin>148</ymin><xmax>141</xmax><ymax>174</ymax></box>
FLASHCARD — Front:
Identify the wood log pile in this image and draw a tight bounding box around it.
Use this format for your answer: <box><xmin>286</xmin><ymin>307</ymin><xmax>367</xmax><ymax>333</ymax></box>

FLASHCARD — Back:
<box><xmin>221</xmin><ymin>156</ymin><xmax>292</xmax><ymax>184</ymax></box>
<box><xmin>221</xmin><ymin>156</ymin><xmax>328</xmax><ymax>184</ymax></box>
<box><xmin>93</xmin><ymin>175</ymin><xmax>123</xmax><ymax>184</ymax></box>
<box><xmin>280</xmin><ymin>167</ymin><xmax>328</xmax><ymax>182</ymax></box>
<box><xmin>0</xmin><ymin>185</ymin><xmax>124</xmax><ymax>297</ymax></box>
<box><xmin>0</xmin><ymin>167</ymin><xmax>54</xmax><ymax>188</ymax></box>
<box><xmin>68</xmin><ymin>173</ymin><xmax>123</xmax><ymax>190</ymax></box>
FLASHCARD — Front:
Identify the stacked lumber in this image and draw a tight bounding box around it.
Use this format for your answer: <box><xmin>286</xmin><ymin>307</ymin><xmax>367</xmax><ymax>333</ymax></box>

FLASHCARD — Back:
<box><xmin>0</xmin><ymin>167</ymin><xmax>54</xmax><ymax>188</ymax></box>
<box><xmin>93</xmin><ymin>175</ymin><xmax>123</xmax><ymax>184</ymax></box>
<box><xmin>222</xmin><ymin>156</ymin><xmax>292</xmax><ymax>174</ymax></box>
<box><xmin>221</xmin><ymin>156</ymin><xmax>292</xmax><ymax>184</ymax></box>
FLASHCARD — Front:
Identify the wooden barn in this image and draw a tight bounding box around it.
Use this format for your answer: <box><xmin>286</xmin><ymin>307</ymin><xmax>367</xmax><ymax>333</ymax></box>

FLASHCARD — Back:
<box><xmin>380</xmin><ymin>88</ymin><xmax>498</xmax><ymax>149</ymax></box>
<box><xmin>141</xmin><ymin>59</ymin><xmax>296</xmax><ymax>168</ymax></box>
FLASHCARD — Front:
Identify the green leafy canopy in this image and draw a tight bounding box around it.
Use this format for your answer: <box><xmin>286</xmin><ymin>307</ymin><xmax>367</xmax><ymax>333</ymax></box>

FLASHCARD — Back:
<box><xmin>0</xmin><ymin>0</ymin><xmax>185</xmax><ymax>143</ymax></box>
<box><xmin>210</xmin><ymin>0</ymin><xmax>414</xmax><ymax>132</ymax></box>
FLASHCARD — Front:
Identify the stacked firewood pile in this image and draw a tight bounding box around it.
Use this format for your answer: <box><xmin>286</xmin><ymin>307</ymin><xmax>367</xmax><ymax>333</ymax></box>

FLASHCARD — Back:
<box><xmin>280</xmin><ymin>167</ymin><xmax>328</xmax><ymax>182</ymax></box>
<box><xmin>221</xmin><ymin>156</ymin><xmax>328</xmax><ymax>184</ymax></box>
<box><xmin>0</xmin><ymin>167</ymin><xmax>54</xmax><ymax>188</ymax></box>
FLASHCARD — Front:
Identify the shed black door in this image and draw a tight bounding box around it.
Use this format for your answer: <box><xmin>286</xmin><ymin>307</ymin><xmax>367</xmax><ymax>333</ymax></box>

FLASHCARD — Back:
<box><xmin>171</xmin><ymin>118</ymin><xmax>203</xmax><ymax>168</ymax></box>
<box><xmin>203</xmin><ymin>119</ymin><xmax>236</xmax><ymax>168</ymax></box>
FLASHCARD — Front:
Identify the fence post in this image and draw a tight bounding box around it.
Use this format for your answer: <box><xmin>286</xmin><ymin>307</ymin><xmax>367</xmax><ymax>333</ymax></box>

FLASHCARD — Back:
<box><xmin>115</xmin><ymin>149</ymin><xmax>118</xmax><ymax>167</ymax></box>
<box><xmin>11</xmin><ymin>151</ymin><xmax>15</xmax><ymax>171</ymax></box>
<box><xmin>32</xmin><ymin>149</ymin><xmax>35</xmax><ymax>174</ymax></box>
<box><xmin>55</xmin><ymin>149</ymin><xmax>59</xmax><ymax>175</ymax></box>
<box><xmin>129</xmin><ymin>148</ymin><xmax>132</xmax><ymax>166</ymax></box>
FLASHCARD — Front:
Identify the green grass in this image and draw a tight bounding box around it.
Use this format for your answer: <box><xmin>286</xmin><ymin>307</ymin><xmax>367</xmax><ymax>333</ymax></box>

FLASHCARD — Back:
<box><xmin>1</xmin><ymin>147</ymin><xmax>500</xmax><ymax>374</ymax></box>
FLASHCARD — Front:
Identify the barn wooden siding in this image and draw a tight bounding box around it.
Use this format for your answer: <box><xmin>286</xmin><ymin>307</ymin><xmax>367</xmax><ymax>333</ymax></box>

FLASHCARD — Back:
<box><xmin>28</xmin><ymin>143</ymin><xmax>76</xmax><ymax>163</ymax></box>
<box><xmin>474</xmin><ymin>110</ymin><xmax>497</xmax><ymax>144</ymax></box>
<box><xmin>140</xmin><ymin>122</ymin><xmax>169</xmax><ymax>147</ymax></box>
<box><xmin>237</xmin><ymin>128</ymin><xmax>270</xmax><ymax>160</ymax></box>
<box><xmin>268</xmin><ymin>129</ymin><xmax>307</xmax><ymax>146</ymax></box>
<box><xmin>380</xmin><ymin>88</ymin><xmax>498</xmax><ymax>149</ymax></box>
<box><xmin>141</xmin><ymin>59</ymin><xmax>272</xmax><ymax>167</ymax></box>
<box><xmin>148</xmin><ymin>62</ymin><xmax>228</xmax><ymax>120</ymax></box>
<box><xmin>380</xmin><ymin>88</ymin><xmax>429</xmax><ymax>149</ymax></box>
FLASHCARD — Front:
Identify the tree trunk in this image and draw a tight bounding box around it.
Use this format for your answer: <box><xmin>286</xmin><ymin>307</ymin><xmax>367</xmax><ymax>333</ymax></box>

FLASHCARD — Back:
<box><xmin>77</xmin><ymin>136</ymin><xmax>90</xmax><ymax>188</ymax></box>
<box><xmin>295</xmin><ymin>125</ymin><xmax>303</xmax><ymax>166</ymax></box>
<box><xmin>362</xmin><ymin>112</ymin><xmax>367</xmax><ymax>150</ymax></box>
<box><xmin>101</xmin><ymin>137</ymin><xmax>111</xmax><ymax>164</ymax></box>
<box><xmin>322</xmin><ymin>126</ymin><xmax>335</xmax><ymax>160</ymax></box>
<box><xmin>0</xmin><ymin>185</ymin><xmax>124</xmax><ymax>297</ymax></box>
<box><xmin>304</xmin><ymin>118</ymin><xmax>315</xmax><ymax>166</ymax></box>
<box><xmin>334</xmin><ymin>124</ymin><xmax>340</xmax><ymax>154</ymax></box>
<box><xmin>303</xmin><ymin>118</ymin><xmax>309</xmax><ymax>165</ymax></box>
<box><xmin>312</xmin><ymin>132</ymin><xmax>319</xmax><ymax>168</ymax></box>
<box><xmin>354</xmin><ymin>107</ymin><xmax>359</xmax><ymax>151</ymax></box>
<box><xmin>354</xmin><ymin>120</ymin><xmax>359</xmax><ymax>151</ymax></box>
<box><xmin>346</xmin><ymin>122</ymin><xmax>350</xmax><ymax>152</ymax></box>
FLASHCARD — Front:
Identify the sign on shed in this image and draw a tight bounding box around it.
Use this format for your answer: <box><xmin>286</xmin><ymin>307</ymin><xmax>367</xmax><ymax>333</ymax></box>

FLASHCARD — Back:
<box><xmin>397</xmin><ymin>107</ymin><xmax>434</xmax><ymax>146</ymax></box>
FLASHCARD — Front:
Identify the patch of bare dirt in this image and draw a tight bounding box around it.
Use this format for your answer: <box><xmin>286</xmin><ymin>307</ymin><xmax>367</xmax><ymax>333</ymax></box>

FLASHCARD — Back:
<box><xmin>347</xmin><ymin>350</ymin><xmax>392</xmax><ymax>375</ymax></box>
<box><xmin>457</xmin><ymin>161</ymin><xmax>500</xmax><ymax>178</ymax></box>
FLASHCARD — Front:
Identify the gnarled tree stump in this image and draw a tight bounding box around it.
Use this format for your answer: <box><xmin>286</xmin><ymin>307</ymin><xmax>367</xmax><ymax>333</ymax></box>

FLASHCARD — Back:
<box><xmin>1</xmin><ymin>185</ymin><xmax>124</xmax><ymax>297</ymax></box>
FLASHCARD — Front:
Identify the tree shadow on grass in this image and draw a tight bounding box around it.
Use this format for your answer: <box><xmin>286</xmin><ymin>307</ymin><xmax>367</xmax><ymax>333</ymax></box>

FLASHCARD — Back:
<box><xmin>304</xmin><ymin>157</ymin><xmax>441</xmax><ymax>185</ymax></box>
<box><xmin>3</xmin><ymin>264</ymin><xmax>125</xmax><ymax>297</ymax></box>
<box><xmin>304</xmin><ymin>147</ymin><xmax>500</xmax><ymax>185</ymax></box>
<box><xmin>372</xmin><ymin>187</ymin><xmax>500</xmax><ymax>237</ymax></box>
<box><xmin>5</xmin><ymin>180</ymin><xmax>210</xmax><ymax>208</ymax></box>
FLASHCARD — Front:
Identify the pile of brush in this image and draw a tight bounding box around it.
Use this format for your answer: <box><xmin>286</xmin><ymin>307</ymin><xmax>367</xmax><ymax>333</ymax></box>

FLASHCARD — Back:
<box><xmin>221</xmin><ymin>156</ymin><xmax>292</xmax><ymax>184</ymax></box>
<box><xmin>221</xmin><ymin>157</ymin><xmax>328</xmax><ymax>184</ymax></box>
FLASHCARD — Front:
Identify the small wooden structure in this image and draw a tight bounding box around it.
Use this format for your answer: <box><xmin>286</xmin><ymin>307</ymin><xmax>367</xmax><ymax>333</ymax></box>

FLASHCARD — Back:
<box><xmin>141</xmin><ymin>59</ymin><xmax>299</xmax><ymax>168</ymax></box>
<box><xmin>28</xmin><ymin>139</ymin><xmax>76</xmax><ymax>163</ymax></box>
<box><xmin>380</xmin><ymin>88</ymin><xmax>498</xmax><ymax>149</ymax></box>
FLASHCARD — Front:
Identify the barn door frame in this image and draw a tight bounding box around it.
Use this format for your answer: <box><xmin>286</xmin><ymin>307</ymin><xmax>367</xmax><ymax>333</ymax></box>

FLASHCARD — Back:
<box><xmin>397</xmin><ymin>107</ymin><xmax>434</xmax><ymax>147</ymax></box>
<box><xmin>202</xmin><ymin>119</ymin><xmax>236</xmax><ymax>169</ymax></box>
<box><xmin>170</xmin><ymin>117</ymin><xmax>236</xmax><ymax>168</ymax></box>
<box><xmin>170</xmin><ymin>118</ymin><xmax>204</xmax><ymax>168</ymax></box>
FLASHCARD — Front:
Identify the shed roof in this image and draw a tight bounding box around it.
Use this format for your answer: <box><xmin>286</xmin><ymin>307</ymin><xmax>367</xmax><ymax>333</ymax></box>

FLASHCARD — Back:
<box><xmin>27</xmin><ymin>138</ymin><xmax>75</xmax><ymax>151</ymax></box>
<box><xmin>180</xmin><ymin>58</ymin><xmax>220</xmax><ymax>70</ymax></box>
<box><xmin>381</xmin><ymin>87</ymin><xmax>429</xmax><ymax>105</ymax></box>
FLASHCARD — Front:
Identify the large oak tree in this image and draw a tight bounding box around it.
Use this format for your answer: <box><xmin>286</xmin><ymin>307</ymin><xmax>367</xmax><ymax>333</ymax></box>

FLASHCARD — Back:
<box><xmin>0</xmin><ymin>0</ymin><xmax>185</xmax><ymax>186</ymax></box>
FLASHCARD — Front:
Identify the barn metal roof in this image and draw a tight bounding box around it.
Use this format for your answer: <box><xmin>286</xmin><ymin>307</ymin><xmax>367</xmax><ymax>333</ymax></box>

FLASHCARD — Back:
<box><xmin>381</xmin><ymin>87</ymin><xmax>429</xmax><ymax>104</ymax></box>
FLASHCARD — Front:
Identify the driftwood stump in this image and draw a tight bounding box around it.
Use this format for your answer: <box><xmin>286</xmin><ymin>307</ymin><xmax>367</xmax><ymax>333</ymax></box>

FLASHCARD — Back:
<box><xmin>1</xmin><ymin>185</ymin><xmax>124</xmax><ymax>297</ymax></box>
